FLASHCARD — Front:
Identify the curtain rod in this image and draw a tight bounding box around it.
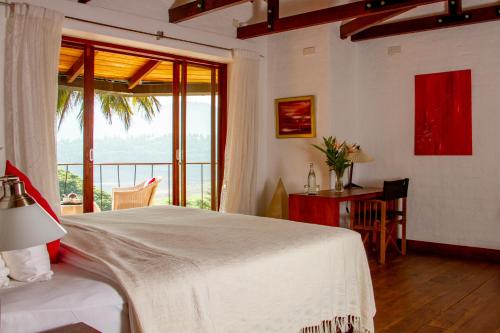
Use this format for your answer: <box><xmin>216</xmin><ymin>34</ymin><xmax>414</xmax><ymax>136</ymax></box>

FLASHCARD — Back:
<box><xmin>0</xmin><ymin>1</ymin><xmax>264</xmax><ymax>57</ymax></box>
<box><xmin>65</xmin><ymin>16</ymin><xmax>235</xmax><ymax>53</ymax></box>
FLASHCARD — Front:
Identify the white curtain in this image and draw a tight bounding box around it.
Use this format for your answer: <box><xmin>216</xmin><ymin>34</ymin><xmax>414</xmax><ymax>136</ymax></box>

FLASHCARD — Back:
<box><xmin>4</xmin><ymin>4</ymin><xmax>64</xmax><ymax>213</ymax></box>
<box><xmin>219</xmin><ymin>49</ymin><xmax>260</xmax><ymax>215</ymax></box>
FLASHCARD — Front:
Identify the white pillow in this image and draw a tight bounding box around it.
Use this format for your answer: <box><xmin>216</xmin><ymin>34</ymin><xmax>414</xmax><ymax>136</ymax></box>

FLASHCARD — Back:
<box><xmin>2</xmin><ymin>245</ymin><xmax>53</xmax><ymax>282</ymax></box>
<box><xmin>0</xmin><ymin>254</ymin><xmax>10</xmax><ymax>287</ymax></box>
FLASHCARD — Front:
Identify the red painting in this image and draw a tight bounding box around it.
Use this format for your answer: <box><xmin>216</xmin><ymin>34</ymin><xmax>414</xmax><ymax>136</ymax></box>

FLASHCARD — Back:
<box><xmin>414</xmin><ymin>69</ymin><xmax>472</xmax><ymax>155</ymax></box>
<box><xmin>275</xmin><ymin>96</ymin><xmax>315</xmax><ymax>138</ymax></box>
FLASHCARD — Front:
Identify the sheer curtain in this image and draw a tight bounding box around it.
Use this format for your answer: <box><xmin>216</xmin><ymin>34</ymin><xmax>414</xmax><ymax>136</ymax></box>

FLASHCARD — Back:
<box><xmin>4</xmin><ymin>4</ymin><xmax>64</xmax><ymax>213</ymax></box>
<box><xmin>219</xmin><ymin>49</ymin><xmax>260</xmax><ymax>215</ymax></box>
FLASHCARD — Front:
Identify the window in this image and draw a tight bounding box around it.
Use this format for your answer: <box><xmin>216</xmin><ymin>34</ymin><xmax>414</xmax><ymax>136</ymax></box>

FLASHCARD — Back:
<box><xmin>57</xmin><ymin>37</ymin><xmax>227</xmax><ymax>215</ymax></box>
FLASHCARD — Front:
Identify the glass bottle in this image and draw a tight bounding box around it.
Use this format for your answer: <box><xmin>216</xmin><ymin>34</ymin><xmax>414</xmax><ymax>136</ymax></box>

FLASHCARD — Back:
<box><xmin>307</xmin><ymin>163</ymin><xmax>316</xmax><ymax>194</ymax></box>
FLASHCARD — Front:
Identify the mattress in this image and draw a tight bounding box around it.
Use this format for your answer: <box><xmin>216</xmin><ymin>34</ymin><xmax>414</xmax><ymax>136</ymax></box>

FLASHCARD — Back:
<box><xmin>0</xmin><ymin>259</ymin><xmax>129</xmax><ymax>333</ymax></box>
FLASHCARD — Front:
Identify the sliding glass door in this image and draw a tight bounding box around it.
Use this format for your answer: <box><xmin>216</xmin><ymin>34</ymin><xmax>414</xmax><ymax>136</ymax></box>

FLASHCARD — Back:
<box><xmin>181</xmin><ymin>64</ymin><xmax>218</xmax><ymax>210</ymax></box>
<box><xmin>56</xmin><ymin>37</ymin><xmax>227</xmax><ymax>215</ymax></box>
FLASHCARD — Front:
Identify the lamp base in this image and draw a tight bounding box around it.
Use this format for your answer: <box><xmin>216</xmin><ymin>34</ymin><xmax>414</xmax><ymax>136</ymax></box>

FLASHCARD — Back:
<box><xmin>344</xmin><ymin>182</ymin><xmax>363</xmax><ymax>189</ymax></box>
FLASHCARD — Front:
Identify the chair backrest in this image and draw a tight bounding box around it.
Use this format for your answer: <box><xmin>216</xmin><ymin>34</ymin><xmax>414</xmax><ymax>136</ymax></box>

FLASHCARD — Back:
<box><xmin>382</xmin><ymin>178</ymin><xmax>409</xmax><ymax>201</ymax></box>
<box><xmin>146</xmin><ymin>177</ymin><xmax>162</xmax><ymax>206</ymax></box>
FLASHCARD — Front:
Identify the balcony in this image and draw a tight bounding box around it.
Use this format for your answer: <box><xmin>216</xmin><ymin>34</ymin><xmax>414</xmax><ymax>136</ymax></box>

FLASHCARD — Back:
<box><xmin>58</xmin><ymin>162</ymin><xmax>212</xmax><ymax>213</ymax></box>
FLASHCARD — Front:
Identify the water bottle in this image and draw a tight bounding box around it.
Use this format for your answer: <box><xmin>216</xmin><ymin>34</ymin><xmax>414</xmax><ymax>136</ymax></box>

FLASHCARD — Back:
<box><xmin>307</xmin><ymin>163</ymin><xmax>316</xmax><ymax>194</ymax></box>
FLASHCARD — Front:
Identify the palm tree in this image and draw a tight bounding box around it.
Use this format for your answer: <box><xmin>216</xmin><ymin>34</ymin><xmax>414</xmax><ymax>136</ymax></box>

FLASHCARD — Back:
<box><xmin>57</xmin><ymin>87</ymin><xmax>161</xmax><ymax>130</ymax></box>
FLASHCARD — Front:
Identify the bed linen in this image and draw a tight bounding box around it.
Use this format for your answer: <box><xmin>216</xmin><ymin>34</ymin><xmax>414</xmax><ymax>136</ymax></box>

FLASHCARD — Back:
<box><xmin>61</xmin><ymin>205</ymin><xmax>376</xmax><ymax>333</ymax></box>
<box><xmin>0</xmin><ymin>261</ymin><xmax>129</xmax><ymax>333</ymax></box>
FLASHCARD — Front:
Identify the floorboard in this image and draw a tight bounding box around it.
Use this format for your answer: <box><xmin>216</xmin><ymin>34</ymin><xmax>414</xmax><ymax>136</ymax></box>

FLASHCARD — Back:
<box><xmin>370</xmin><ymin>253</ymin><xmax>500</xmax><ymax>333</ymax></box>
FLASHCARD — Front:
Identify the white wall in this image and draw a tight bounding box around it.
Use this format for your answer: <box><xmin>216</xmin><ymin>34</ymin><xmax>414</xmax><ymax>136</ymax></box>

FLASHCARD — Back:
<box><xmin>259</xmin><ymin>24</ymin><xmax>358</xmax><ymax>220</ymax></box>
<box><xmin>355</xmin><ymin>23</ymin><xmax>500</xmax><ymax>250</ymax></box>
<box><xmin>262</xmin><ymin>23</ymin><xmax>500</xmax><ymax>250</ymax></box>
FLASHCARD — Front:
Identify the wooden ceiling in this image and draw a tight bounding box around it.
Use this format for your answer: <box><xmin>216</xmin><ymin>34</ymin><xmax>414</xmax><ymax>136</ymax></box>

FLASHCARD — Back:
<box><xmin>58</xmin><ymin>47</ymin><xmax>214</xmax><ymax>95</ymax></box>
<box><xmin>169</xmin><ymin>0</ymin><xmax>500</xmax><ymax>41</ymax></box>
<box><xmin>58</xmin><ymin>47</ymin><xmax>213</xmax><ymax>84</ymax></box>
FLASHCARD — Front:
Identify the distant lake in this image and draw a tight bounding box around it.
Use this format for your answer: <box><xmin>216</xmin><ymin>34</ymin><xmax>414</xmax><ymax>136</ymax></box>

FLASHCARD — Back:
<box><xmin>57</xmin><ymin>97</ymin><xmax>215</xmax><ymax>204</ymax></box>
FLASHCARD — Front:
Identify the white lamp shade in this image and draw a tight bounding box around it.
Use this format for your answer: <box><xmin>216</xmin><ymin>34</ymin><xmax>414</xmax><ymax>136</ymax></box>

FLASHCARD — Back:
<box><xmin>347</xmin><ymin>149</ymin><xmax>374</xmax><ymax>163</ymax></box>
<box><xmin>0</xmin><ymin>204</ymin><xmax>67</xmax><ymax>251</ymax></box>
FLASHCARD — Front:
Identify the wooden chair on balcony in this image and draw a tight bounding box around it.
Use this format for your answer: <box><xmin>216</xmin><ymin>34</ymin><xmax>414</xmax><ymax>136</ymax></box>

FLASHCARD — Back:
<box><xmin>112</xmin><ymin>177</ymin><xmax>162</xmax><ymax>211</ymax></box>
<box><xmin>349</xmin><ymin>178</ymin><xmax>409</xmax><ymax>264</ymax></box>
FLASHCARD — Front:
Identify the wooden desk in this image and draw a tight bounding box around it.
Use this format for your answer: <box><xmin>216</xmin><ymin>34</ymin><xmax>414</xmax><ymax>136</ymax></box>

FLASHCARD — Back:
<box><xmin>289</xmin><ymin>187</ymin><xmax>383</xmax><ymax>227</ymax></box>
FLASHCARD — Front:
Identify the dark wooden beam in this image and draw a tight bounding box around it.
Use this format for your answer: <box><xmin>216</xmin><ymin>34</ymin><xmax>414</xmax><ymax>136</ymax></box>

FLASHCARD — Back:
<box><xmin>237</xmin><ymin>0</ymin><xmax>445</xmax><ymax>39</ymax></box>
<box><xmin>448</xmin><ymin>0</ymin><xmax>462</xmax><ymax>16</ymax></box>
<box><xmin>340</xmin><ymin>8</ymin><xmax>415</xmax><ymax>39</ymax></box>
<box><xmin>267</xmin><ymin>0</ymin><xmax>280</xmax><ymax>31</ymax></box>
<box><xmin>169</xmin><ymin>0</ymin><xmax>250</xmax><ymax>23</ymax></box>
<box><xmin>128</xmin><ymin>60</ymin><xmax>161</xmax><ymax>89</ymax></box>
<box><xmin>351</xmin><ymin>4</ymin><xmax>500</xmax><ymax>41</ymax></box>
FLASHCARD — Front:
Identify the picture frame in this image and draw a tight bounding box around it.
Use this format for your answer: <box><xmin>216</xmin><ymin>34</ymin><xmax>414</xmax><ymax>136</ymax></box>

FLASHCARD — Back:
<box><xmin>275</xmin><ymin>95</ymin><xmax>316</xmax><ymax>138</ymax></box>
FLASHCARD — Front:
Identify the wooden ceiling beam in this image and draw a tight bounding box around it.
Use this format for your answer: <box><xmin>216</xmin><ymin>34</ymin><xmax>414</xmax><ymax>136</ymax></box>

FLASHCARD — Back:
<box><xmin>340</xmin><ymin>7</ymin><xmax>416</xmax><ymax>39</ymax></box>
<box><xmin>59</xmin><ymin>76</ymin><xmax>213</xmax><ymax>96</ymax></box>
<box><xmin>66</xmin><ymin>51</ymin><xmax>99</xmax><ymax>83</ymax></box>
<box><xmin>237</xmin><ymin>0</ymin><xmax>445</xmax><ymax>39</ymax></box>
<box><xmin>169</xmin><ymin>0</ymin><xmax>251</xmax><ymax>23</ymax></box>
<box><xmin>128</xmin><ymin>60</ymin><xmax>161</xmax><ymax>90</ymax></box>
<box><xmin>351</xmin><ymin>4</ymin><xmax>500</xmax><ymax>41</ymax></box>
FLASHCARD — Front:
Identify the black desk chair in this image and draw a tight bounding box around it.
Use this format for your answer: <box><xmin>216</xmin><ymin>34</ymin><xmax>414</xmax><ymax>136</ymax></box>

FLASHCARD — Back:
<box><xmin>349</xmin><ymin>178</ymin><xmax>409</xmax><ymax>264</ymax></box>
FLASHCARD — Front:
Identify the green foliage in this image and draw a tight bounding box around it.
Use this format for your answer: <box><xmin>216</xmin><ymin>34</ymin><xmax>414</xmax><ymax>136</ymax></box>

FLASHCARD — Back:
<box><xmin>58</xmin><ymin>169</ymin><xmax>112</xmax><ymax>211</ymax></box>
<box><xmin>57</xmin><ymin>88</ymin><xmax>161</xmax><ymax>130</ymax></box>
<box><xmin>187</xmin><ymin>191</ymin><xmax>212</xmax><ymax>210</ymax></box>
<box><xmin>312</xmin><ymin>136</ymin><xmax>352</xmax><ymax>176</ymax></box>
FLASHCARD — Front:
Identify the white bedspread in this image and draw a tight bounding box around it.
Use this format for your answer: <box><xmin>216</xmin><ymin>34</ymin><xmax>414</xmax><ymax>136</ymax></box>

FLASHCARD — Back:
<box><xmin>61</xmin><ymin>205</ymin><xmax>375</xmax><ymax>333</ymax></box>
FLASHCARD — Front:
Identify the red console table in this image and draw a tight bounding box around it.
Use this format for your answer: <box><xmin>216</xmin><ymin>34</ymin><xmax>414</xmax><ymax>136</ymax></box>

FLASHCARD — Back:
<box><xmin>289</xmin><ymin>187</ymin><xmax>383</xmax><ymax>227</ymax></box>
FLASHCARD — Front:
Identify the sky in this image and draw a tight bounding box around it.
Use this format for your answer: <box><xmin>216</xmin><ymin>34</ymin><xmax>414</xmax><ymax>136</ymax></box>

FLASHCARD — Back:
<box><xmin>58</xmin><ymin>96</ymin><xmax>213</xmax><ymax>140</ymax></box>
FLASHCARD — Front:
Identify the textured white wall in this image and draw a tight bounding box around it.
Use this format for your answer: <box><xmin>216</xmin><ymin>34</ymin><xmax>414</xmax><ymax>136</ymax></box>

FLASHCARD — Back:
<box><xmin>355</xmin><ymin>23</ymin><xmax>500</xmax><ymax>250</ymax></box>
<box><xmin>259</xmin><ymin>24</ymin><xmax>358</xmax><ymax>219</ymax></box>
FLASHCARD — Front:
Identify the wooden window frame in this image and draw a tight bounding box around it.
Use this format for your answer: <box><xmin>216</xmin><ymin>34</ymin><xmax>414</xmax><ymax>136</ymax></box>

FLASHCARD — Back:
<box><xmin>61</xmin><ymin>36</ymin><xmax>228</xmax><ymax>212</ymax></box>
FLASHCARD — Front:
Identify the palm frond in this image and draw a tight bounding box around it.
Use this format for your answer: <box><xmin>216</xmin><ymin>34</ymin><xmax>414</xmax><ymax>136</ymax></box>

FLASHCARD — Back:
<box><xmin>57</xmin><ymin>88</ymin><xmax>161</xmax><ymax>131</ymax></box>
<box><xmin>132</xmin><ymin>96</ymin><xmax>161</xmax><ymax>121</ymax></box>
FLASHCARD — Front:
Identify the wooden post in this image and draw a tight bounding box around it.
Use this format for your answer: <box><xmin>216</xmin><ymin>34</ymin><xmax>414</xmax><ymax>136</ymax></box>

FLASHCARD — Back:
<box><xmin>172</xmin><ymin>62</ymin><xmax>181</xmax><ymax>206</ymax></box>
<box><xmin>181</xmin><ymin>62</ymin><xmax>188</xmax><ymax>207</ymax></box>
<box><xmin>210</xmin><ymin>67</ymin><xmax>217</xmax><ymax>211</ymax></box>
<box><xmin>83</xmin><ymin>45</ymin><xmax>95</xmax><ymax>213</ymax></box>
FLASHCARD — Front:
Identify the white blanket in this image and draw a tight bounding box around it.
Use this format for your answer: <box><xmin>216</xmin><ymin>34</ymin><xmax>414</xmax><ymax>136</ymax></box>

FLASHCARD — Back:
<box><xmin>61</xmin><ymin>206</ymin><xmax>375</xmax><ymax>333</ymax></box>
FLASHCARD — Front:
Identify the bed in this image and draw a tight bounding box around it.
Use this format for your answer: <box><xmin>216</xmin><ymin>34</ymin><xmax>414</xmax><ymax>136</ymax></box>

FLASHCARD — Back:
<box><xmin>2</xmin><ymin>205</ymin><xmax>375</xmax><ymax>333</ymax></box>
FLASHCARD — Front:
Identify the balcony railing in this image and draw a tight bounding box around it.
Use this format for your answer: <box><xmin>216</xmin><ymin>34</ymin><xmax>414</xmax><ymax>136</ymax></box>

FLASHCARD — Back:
<box><xmin>58</xmin><ymin>162</ymin><xmax>212</xmax><ymax>210</ymax></box>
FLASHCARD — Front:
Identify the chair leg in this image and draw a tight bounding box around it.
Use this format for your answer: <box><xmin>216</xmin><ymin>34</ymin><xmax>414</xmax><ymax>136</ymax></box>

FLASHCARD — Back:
<box><xmin>402</xmin><ymin>221</ymin><xmax>407</xmax><ymax>256</ymax></box>
<box><xmin>379</xmin><ymin>220</ymin><xmax>386</xmax><ymax>265</ymax></box>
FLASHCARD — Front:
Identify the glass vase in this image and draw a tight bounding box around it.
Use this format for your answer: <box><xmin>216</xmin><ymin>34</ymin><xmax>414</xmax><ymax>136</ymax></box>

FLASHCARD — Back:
<box><xmin>334</xmin><ymin>171</ymin><xmax>344</xmax><ymax>193</ymax></box>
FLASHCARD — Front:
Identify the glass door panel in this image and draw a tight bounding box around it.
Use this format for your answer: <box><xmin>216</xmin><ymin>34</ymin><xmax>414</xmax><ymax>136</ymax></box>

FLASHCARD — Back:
<box><xmin>56</xmin><ymin>45</ymin><xmax>86</xmax><ymax>216</ymax></box>
<box><xmin>183</xmin><ymin>64</ymin><xmax>217</xmax><ymax>209</ymax></box>
<box><xmin>91</xmin><ymin>52</ymin><xmax>174</xmax><ymax>211</ymax></box>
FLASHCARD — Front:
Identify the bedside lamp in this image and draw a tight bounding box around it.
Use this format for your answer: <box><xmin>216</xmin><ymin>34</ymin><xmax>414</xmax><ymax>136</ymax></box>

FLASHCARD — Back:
<box><xmin>346</xmin><ymin>149</ymin><xmax>374</xmax><ymax>189</ymax></box>
<box><xmin>0</xmin><ymin>176</ymin><xmax>66</xmax><ymax>251</ymax></box>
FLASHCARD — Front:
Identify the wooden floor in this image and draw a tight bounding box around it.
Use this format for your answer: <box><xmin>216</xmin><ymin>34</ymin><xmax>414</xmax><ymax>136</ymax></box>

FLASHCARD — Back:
<box><xmin>369</xmin><ymin>253</ymin><xmax>500</xmax><ymax>333</ymax></box>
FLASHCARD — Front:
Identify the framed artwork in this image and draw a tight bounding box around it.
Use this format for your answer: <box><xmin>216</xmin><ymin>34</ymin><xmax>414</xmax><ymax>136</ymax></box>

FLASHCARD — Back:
<box><xmin>414</xmin><ymin>69</ymin><xmax>472</xmax><ymax>155</ymax></box>
<box><xmin>275</xmin><ymin>96</ymin><xmax>316</xmax><ymax>138</ymax></box>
